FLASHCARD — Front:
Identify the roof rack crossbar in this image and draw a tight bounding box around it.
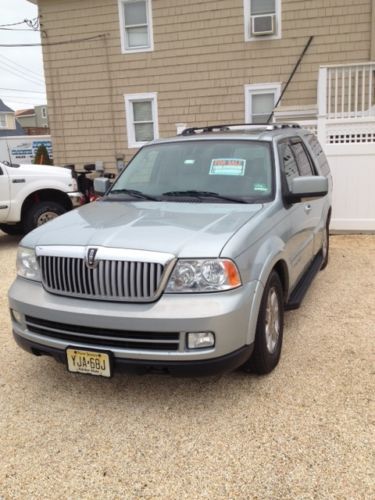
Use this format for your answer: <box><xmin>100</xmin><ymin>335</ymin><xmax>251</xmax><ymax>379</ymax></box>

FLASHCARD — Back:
<box><xmin>180</xmin><ymin>123</ymin><xmax>301</xmax><ymax>135</ymax></box>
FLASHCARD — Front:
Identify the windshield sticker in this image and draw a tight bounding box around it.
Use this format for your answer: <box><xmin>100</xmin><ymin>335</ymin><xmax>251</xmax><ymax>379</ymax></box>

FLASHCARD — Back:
<box><xmin>184</xmin><ymin>159</ymin><xmax>196</xmax><ymax>165</ymax></box>
<box><xmin>209</xmin><ymin>159</ymin><xmax>246</xmax><ymax>176</ymax></box>
<box><xmin>253</xmin><ymin>183</ymin><xmax>268</xmax><ymax>192</ymax></box>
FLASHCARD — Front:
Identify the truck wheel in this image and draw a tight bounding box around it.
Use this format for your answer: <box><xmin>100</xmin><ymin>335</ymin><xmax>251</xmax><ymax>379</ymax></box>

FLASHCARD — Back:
<box><xmin>23</xmin><ymin>201</ymin><xmax>66</xmax><ymax>233</ymax></box>
<box><xmin>320</xmin><ymin>219</ymin><xmax>330</xmax><ymax>270</ymax></box>
<box><xmin>243</xmin><ymin>271</ymin><xmax>284</xmax><ymax>375</ymax></box>
<box><xmin>0</xmin><ymin>223</ymin><xmax>24</xmax><ymax>235</ymax></box>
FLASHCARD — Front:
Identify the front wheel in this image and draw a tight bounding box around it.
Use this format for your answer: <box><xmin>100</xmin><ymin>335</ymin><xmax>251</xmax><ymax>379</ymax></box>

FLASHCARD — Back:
<box><xmin>0</xmin><ymin>223</ymin><xmax>24</xmax><ymax>235</ymax></box>
<box><xmin>243</xmin><ymin>271</ymin><xmax>284</xmax><ymax>375</ymax></box>
<box><xmin>23</xmin><ymin>201</ymin><xmax>66</xmax><ymax>233</ymax></box>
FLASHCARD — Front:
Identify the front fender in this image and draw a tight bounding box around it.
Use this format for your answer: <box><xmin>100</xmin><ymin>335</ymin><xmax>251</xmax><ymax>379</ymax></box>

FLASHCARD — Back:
<box><xmin>235</xmin><ymin>236</ymin><xmax>291</xmax><ymax>344</ymax></box>
<box><xmin>8</xmin><ymin>178</ymin><xmax>73</xmax><ymax>222</ymax></box>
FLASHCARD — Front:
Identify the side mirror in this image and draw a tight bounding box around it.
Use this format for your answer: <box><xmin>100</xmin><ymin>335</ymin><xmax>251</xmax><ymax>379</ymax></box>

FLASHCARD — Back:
<box><xmin>94</xmin><ymin>177</ymin><xmax>112</xmax><ymax>195</ymax></box>
<box><xmin>285</xmin><ymin>176</ymin><xmax>328</xmax><ymax>204</ymax></box>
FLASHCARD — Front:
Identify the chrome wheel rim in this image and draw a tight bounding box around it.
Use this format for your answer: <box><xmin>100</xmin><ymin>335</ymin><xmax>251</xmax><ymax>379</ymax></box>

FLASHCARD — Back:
<box><xmin>37</xmin><ymin>211</ymin><xmax>58</xmax><ymax>226</ymax></box>
<box><xmin>265</xmin><ymin>287</ymin><xmax>280</xmax><ymax>354</ymax></box>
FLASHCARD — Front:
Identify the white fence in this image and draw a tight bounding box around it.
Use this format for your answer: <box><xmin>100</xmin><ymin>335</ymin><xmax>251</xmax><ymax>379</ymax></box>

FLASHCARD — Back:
<box><xmin>315</xmin><ymin>62</ymin><xmax>375</xmax><ymax>231</ymax></box>
<box><xmin>325</xmin><ymin>143</ymin><xmax>375</xmax><ymax>231</ymax></box>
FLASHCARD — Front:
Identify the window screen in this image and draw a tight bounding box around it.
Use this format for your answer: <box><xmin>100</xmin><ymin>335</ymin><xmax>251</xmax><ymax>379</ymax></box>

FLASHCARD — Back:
<box><xmin>251</xmin><ymin>93</ymin><xmax>275</xmax><ymax>123</ymax></box>
<box><xmin>251</xmin><ymin>0</ymin><xmax>276</xmax><ymax>15</ymax></box>
<box><xmin>123</xmin><ymin>0</ymin><xmax>149</xmax><ymax>49</ymax></box>
<box><xmin>132</xmin><ymin>101</ymin><xmax>154</xmax><ymax>142</ymax></box>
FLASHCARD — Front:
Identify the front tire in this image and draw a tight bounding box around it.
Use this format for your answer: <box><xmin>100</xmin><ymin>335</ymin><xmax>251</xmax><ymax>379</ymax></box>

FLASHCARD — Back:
<box><xmin>23</xmin><ymin>201</ymin><xmax>66</xmax><ymax>233</ymax></box>
<box><xmin>244</xmin><ymin>271</ymin><xmax>284</xmax><ymax>375</ymax></box>
<box><xmin>0</xmin><ymin>223</ymin><xmax>24</xmax><ymax>235</ymax></box>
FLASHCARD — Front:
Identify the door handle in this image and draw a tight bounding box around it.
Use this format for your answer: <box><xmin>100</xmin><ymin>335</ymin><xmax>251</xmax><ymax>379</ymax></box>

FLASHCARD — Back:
<box><xmin>304</xmin><ymin>204</ymin><xmax>312</xmax><ymax>213</ymax></box>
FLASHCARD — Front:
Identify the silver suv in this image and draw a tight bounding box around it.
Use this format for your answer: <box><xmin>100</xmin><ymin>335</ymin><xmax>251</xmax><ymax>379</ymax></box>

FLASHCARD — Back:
<box><xmin>8</xmin><ymin>123</ymin><xmax>332</xmax><ymax>378</ymax></box>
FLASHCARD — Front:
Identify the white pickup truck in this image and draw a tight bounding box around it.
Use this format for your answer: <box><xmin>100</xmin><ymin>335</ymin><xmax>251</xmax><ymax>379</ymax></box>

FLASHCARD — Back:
<box><xmin>0</xmin><ymin>161</ymin><xmax>83</xmax><ymax>235</ymax></box>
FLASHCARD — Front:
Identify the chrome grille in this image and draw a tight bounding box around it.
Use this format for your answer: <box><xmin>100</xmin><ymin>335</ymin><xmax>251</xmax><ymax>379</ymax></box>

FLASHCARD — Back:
<box><xmin>39</xmin><ymin>255</ymin><xmax>165</xmax><ymax>302</ymax></box>
<box><xmin>25</xmin><ymin>316</ymin><xmax>180</xmax><ymax>351</ymax></box>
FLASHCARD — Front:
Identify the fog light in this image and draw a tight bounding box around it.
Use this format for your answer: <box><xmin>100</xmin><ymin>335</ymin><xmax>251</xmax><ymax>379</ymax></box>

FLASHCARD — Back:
<box><xmin>187</xmin><ymin>332</ymin><xmax>215</xmax><ymax>349</ymax></box>
<box><xmin>11</xmin><ymin>309</ymin><xmax>23</xmax><ymax>324</ymax></box>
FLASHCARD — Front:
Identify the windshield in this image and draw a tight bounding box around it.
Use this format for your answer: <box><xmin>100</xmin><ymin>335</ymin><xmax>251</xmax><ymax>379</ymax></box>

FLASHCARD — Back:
<box><xmin>107</xmin><ymin>140</ymin><xmax>274</xmax><ymax>203</ymax></box>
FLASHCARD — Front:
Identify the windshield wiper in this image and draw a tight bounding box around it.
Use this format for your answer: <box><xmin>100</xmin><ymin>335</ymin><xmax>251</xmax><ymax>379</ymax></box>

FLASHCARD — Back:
<box><xmin>162</xmin><ymin>190</ymin><xmax>248</xmax><ymax>204</ymax></box>
<box><xmin>108</xmin><ymin>189</ymin><xmax>159</xmax><ymax>201</ymax></box>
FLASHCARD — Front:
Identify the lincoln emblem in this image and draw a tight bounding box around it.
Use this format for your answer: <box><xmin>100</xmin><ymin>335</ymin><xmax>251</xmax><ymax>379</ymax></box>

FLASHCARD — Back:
<box><xmin>86</xmin><ymin>248</ymin><xmax>98</xmax><ymax>268</ymax></box>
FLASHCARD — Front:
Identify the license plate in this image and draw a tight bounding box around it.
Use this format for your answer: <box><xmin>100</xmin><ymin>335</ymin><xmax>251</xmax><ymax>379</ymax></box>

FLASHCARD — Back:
<box><xmin>66</xmin><ymin>348</ymin><xmax>112</xmax><ymax>378</ymax></box>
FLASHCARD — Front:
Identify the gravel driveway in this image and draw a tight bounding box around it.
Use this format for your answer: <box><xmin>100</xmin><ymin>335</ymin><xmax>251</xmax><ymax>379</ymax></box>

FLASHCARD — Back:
<box><xmin>0</xmin><ymin>232</ymin><xmax>373</xmax><ymax>499</ymax></box>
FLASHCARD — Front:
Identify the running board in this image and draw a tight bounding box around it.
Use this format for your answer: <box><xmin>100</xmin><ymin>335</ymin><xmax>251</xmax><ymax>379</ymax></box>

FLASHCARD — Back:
<box><xmin>286</xmin><ymin>252</ymin><xmax>323</xmax><ymax>311</ymax></box>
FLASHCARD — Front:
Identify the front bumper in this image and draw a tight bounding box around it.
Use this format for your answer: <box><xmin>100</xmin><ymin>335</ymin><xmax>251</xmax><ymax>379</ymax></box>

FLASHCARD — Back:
<box><xmin>13</xmin><ymin>332</ymin><xmax>253</xmax><ymax>376</ymax></box>
<box><xmin>67</xmin><ymin>191</ymin><xmax>85</xmax><ymax>207</ymax></box>
<box><xmin>9</xmin><ymin>277</ymin><xmax>261</xmax><ymax>375</ymax></box>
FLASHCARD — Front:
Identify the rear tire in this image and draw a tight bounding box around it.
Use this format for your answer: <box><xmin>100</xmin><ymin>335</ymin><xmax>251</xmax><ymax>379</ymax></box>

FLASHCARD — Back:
<box><xmin>320</xmin><ymin>217</ymin><xmax>330</xmax><ymax>270</ymax></box>
<box><xmin>0</xmin><ymin>223</ymin><xmax>24</xmax><ymax>235</ymax></box>
<box><xmin>23</xmin><ymin>201</ymin><xmax>66</xmax><ymax>233</ymax></box>
<box><xmin>243</xmin><ymin>271</ymin><xmax>284</xmax><ymax>375</ymax></box>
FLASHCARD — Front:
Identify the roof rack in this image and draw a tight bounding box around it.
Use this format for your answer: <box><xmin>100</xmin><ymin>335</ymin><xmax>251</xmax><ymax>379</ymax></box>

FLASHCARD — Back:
<box><xmin>180</xmin><ymin>123</ymin><xmax>301</xmax><ymax>135</ymax></box>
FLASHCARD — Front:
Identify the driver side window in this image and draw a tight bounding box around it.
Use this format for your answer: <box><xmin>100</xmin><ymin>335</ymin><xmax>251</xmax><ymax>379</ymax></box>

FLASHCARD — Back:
<box><xmin>278</xmin><ymin>142</ymin><xmax>299</xmax><ymax>190</ymax></box>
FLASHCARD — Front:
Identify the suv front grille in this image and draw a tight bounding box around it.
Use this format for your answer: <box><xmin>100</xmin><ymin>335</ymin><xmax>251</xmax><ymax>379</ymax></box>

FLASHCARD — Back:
<box><xmin>39</xmin><ymin>256</ymin><xmax>165</xmax><ymax>302</ymax></box>
<box><xmin>25</xmin><ymin>316</ymin><xmax>180</xmax><ymax>351</ymax></box>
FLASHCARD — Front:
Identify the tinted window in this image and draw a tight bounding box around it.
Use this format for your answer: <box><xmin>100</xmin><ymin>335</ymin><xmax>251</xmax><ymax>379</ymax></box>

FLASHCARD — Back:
<box><xmin>290</xmin><ymin>141</ymin><xmax>314</xmax><ymax>176</ymax></box>
<box><xmin>278</xmin><ymin>143</ymin><xmax>299</xmax><ymax>190</ymax></box>
<box><xmin>305</xmin><ymin>134</ymin><xmax>330</xmax><ymax>176</ymax></box>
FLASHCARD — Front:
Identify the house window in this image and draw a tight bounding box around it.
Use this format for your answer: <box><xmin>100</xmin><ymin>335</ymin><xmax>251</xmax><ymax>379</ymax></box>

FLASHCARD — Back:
<box><xmin>245</xmin><ymin>83</ymin><xmax>281</xmax><ymax>123</ymax></box>
<box><xmin>244</xmin><ymin>0</ymin><xmax>281</xmax><ymax>41</ymax></box>
<box><xmin>118</xmin><ymin>0</ymin><xmax>153</xmax><ymax>53</ymax></box>
<box><xmin>0</xmin><ymin>114</ymin><xmax>6</xmax><ymax>128</ymax></box>
<box><xmin>125</xmin><ymin>93</ymin><xmax>159</xmax><ymax>148</ymax></box>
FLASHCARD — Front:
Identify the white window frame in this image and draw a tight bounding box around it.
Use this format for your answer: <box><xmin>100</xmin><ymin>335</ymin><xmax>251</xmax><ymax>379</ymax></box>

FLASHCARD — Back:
<box><xmin>41</xmin><ymin>107</ymin><xmax>47</xmax><ymax>119</ymax></box>
<box><xmin>243</xmin><ymin>0</ymin><xmax>281</xmax><ymax>42</ymax></box>
<box><xmin>124</xmin><ymin>92</ymin><xmax>159</xmax><ymax>149</ymax></box>
<box><xmin>0</xmin><ymin>114</ymin><xmax>6</xmax><ymax>128</ymax></box>
<box><xmin>118</xmin><ymin>0</ymin><xmax>154</xmax><ymax>54</ymax></box>
<box><xmin>244</xmin><ymin>83</ymin><xmax>281</xmax><ymax>123</ymax></box>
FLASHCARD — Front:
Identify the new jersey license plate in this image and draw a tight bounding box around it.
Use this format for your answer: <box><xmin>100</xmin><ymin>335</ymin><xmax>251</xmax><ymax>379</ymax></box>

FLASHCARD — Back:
<box><xmin>66</xmin><ymin>348</ymin><xmax>112</xmax><ymax>377</ymax></box>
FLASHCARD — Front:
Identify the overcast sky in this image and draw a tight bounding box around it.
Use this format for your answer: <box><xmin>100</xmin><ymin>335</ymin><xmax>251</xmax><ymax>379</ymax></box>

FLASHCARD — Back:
<box><xmin>0</xmin><ymin>0</ymin><xmax>46</xmax><ymax>112</ymax></box>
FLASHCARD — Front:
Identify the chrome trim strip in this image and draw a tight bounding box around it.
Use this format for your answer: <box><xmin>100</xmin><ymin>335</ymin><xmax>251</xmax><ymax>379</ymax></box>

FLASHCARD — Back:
<box><xmin>36</xmin><ymin>246</ymin><xmax>175</xmax><ymax>265</ymax></box>
<box><xmin>25</xmin><ymin>321</ymin><xmax>179</xmax><ymax>345</ymax></box>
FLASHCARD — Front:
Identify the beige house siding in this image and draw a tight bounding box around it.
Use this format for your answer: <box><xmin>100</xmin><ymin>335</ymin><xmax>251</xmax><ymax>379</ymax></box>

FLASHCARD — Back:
<box><xmin>38</xmin><ymin>0</ymin><xmax>373</xmax><ymax>170</ymax></box>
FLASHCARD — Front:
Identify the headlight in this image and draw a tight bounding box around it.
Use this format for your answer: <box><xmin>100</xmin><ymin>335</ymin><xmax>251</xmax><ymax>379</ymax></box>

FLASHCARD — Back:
<box><xmin>16</xmin><ymin>246</ymin><xmax>41</xmax><ymax>281</ymax></box>
<box><xmin>166</xmin><ymin>259</ymin><xmax>241</xmax><ymax>293</ymax></box>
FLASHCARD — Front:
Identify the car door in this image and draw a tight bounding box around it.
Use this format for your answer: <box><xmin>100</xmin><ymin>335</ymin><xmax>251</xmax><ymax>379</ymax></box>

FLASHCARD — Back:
<box><xmin>278</xmin><ymin>139</ymin><xmax>314</xmax><ymax>286</ymax></box>
<box><xmin>0</xmin><ymin>164</ymin><xmax>10</xmax><ymax>222</ymax></box>
<box><xmin>289</xmin><ymin>138</ymin><xmax>323</xmax><ymax>259</ymax></box>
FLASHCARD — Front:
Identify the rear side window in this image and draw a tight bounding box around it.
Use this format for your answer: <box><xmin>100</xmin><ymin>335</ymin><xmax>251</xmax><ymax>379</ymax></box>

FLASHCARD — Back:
<box><xmin>305</xmin><ymin>134</ymin><xmax>330</xmax><ymax>176</ymax></box>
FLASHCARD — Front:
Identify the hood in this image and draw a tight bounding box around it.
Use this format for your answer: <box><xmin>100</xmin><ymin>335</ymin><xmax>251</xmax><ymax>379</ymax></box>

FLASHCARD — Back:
<box><xmin>22</xmin><ymin>200</ymin><xmax>264</xmax><ymax>258</ymax></box>
<box><xmin>5</xmin><ymin>163</ymin><xmax>70</xmax><ymax>178</ymax></box>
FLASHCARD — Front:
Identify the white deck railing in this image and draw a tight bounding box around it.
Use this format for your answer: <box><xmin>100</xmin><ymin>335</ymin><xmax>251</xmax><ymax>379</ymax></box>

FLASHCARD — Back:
<box><xmin>318</xmin><ymin>62</ymin><xmax>375</xmax><ymax>120</ymax></box>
